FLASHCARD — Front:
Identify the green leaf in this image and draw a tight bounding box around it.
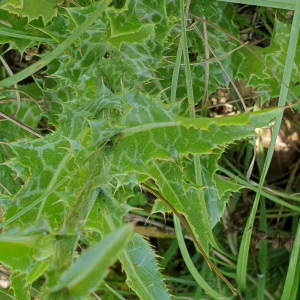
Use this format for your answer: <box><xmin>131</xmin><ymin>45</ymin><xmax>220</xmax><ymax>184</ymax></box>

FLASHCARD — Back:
<box><xmin>214</xmin><ymin>174</ymin><xmax>241</xmax><ymax>199</ymax></box>
<box><xmin>147</xmin><ymin>159</ymin><xmax>209</xmax><ymax>253</ymax></box>
<box><xmin>0</xmin><ymin>2</ymin><xmax>295</xmax><ymax>298</ymax></box>
<box><xmin>127</xmin><ymin>192</ymin><xmax>147</xmax><ymax>206</ymax></box>
<box><xmin>0</xmin><ymin>144</ymin><xmax>20</xmax><ymax>196</ymax></box>
<box><xmin>0</xmin><ymin>0</ymin><xmax>64</xmax><ymax>25</ymax></box>
<box><xmin>199</xmin><ymin>154</ymin><xmax>223</xmax><ymax>227</ymax></box>
<box><xmin>108</xmin><ymin>23</ymin><xmax>154</xmax><ymax>50</ymax></box>
<box><xmin>108</xmin><ymin>95</ymin><xmax>281</xmax><ymax>179</ymax></box>
<box><xmin>39</xmin><ymin>8</ymin><xmax>75</xmax><ymax>44</ymax></box>
<box><xmin>0</xmin><ymin>221</ymin><xmax>53</xmax><ymax>282</ymax></box>
<box><xmin>0</xmin><ymin>288</ymin><xmax>14</xmax><ymax>300</ymax></box>
<box><xmin>142</xmin><ymin>1</ymin><xmax>240</xmax><ymax>102</ymax></box>
<box><xmin>10</xmin><ymin>272</ymin><xmax>30</xmax><ymax>300</ymax></box>
<box><xmin>4</xmin><ymin>132</ymin><xmax>78</xmax><ymax>228</ymax></box>
<box><xmin>0</xmin><ymin>233</ymin><xmax>39</xmax><ymax>271</ymax></box>
<box><xmin>190</xmin><ymin>0</ymin><xmax>219</xmax><ymax>17</ymax></box>
<box><xmin>106</xmin><ymin>4</ymin><xmax>155</xmax><ymax>50</ymax></box>
<box><xmin>51</xmin><ymin>225</ymin><xmax>133</xmax><ymax>299</ymax></box>
<box><xmin>49</xmin><ymin>3</ymin><xmax>110</xmax><ymax>84</ymax></box>
<box><xmin>187</xmin><ymin>153</ymin><xmax>242</xmax><ymax>227</ymax></box>
<box><xmin>106</xmin><ymin>0</ymin><xmax>170</xmax><ymax>90</ymax></box>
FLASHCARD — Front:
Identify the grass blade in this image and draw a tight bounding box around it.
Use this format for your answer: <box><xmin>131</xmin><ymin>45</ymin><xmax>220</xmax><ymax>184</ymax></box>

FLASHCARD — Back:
<box><xmin>257</xmin><ymin>125</ymin><xmax>268</xmax><ymax>300</ymax></box>
<box><xmin>257</xmin><ymin>196</ymin><xmax>267</xmax><ymax>300</ymax></box>
<box><xmin>180</xmin><ymin>0</ymin><xmax>195</xmax><ymax>118</ymax></box>
<box><xmin>174</xmin><ymin>216</ymin><xmax>226</xmax><ymax>300</ymax></box>
<box><xmin>219</xmin><ymin>166</ymin><xmax>300</xmax><ymax>213</ymax></box>
<box><xmin>104</xmin><ymin>284</ymin><xmax>127</xmax><ymax>300</ymax></box>
<box><xmin>0</xmin><ymin>288</ymin><xmax>14</xmax><ymax>299</ymax></box>
<box><xmin>0</xmin><ymin>27</ymin><xmax>55</xmax><ymax>43</ymax></box>
<box><xmin>280</xmin><ymin>219</ymin><xmax>300</xmax><ymax>300</ymax></box>
<box><xmin>217</xmin><ymin>0</ymin><xmax>296</xmax><ymax>10</ymax></box>
<box><xmin>170</xmin><ymin>39</ymin><xmax>183</xmax><ymax>104</ymax></box>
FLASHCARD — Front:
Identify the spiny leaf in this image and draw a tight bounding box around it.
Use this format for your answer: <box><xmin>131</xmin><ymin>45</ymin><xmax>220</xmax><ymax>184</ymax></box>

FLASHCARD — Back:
<box><xmin>106</xmin><ymin>4</ymin><xmax>155</xmax><ymax>50</ymax></box>
<box><xmin>99</xmin><ymin>188</ymin><xmax>171</xmax><ymax>300</ymax></box>
<box><xmin>183</xmin><ymin>152</ymin><xmax>242</xmax><ymax>227</ymax></box>
<box><xmin>108</xmin><ymin>23</ymin><xmax>155</xmax><ymax>50</ymax></box>
<box><xmin>0</xmin><ymin>0</ymin><xmax>111</xmax><ymax>89</ymax></box>
<box><xmin>190</xmin><ymin>0</ymin><xmax>219</xmax><ymax>17</ymax></box>
<box><xmin>49</xmin><ymin>4</ymin><xmax>110</xmax><ymax>85</ymax></box>
<box><xmin>108</xmin><ymin>92</ymin><xmax>281</xmax><ymax>178</ymax></box>
<box><xmin>39</xmin><ymin>8</ymin><xmax>75</xmax><ymax>44</ymax></box>
<box><xmin>147</xmin><ymin>159</ymin><xmax>209</xmax><ymax>252</ymax></box>
<box><xmin>236</xmin><ymin>18</ymin><xmax>300</xmax><ymax>103</ymax></box>
<box><xmin>0</xmin><ymin>10</ymin><xmax>53</xmax><ymax>53</ymax></box>
<box><xmin>107</xmin><ymin>0</ymin><xmax>171</xmax><ymax>90</ymax></box>
<box><xmin>3</xmin><ymin>86</ymin><xmax>119</xmax><ymax>228</ymax></box>
<box><xmin>0</xmin><ymin>0</ymin><xmax>63</xmax><ymax>25</ymax></box>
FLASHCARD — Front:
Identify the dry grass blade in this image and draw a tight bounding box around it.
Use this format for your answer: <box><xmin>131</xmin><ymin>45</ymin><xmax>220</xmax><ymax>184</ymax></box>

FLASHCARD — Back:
<box><xmin>192</xmin><ymin>23</ymin><xmax>248</xmax><ymax>112</ymax></box>
<box><xmin>0</xmin><ymin>97</ymin><xmax>33</xmax><ymax>104</ymax></box>
<box><xmin>0</xmin><ymin>88</ymin><xmax>37</xmax><ymax>104</ymax></box>
<box><xmin>203</xmin><ymin>20</ymin><xmax>210</xmax><ymax>111</ymax></box>
<box><xmin>1</xmin><ymin>143</ymin><xmax>10</xmax><ymax>158</ymax></box>
<box><xmin>195</xmin><ymin>92</ymin><xmax>268</xmax><ymax>112</ymax></box>
<box><xmin>164</xmin><ymin>43</ymin><xmax>246</xmax><ymax>66</ymax></box>
<box><xmin>67</xmin><ymin>0</ymin><xmax>82</xmax><ymax>7</ymax></box>
<box><xmin>0</xmin><ymin>182</ymin><xmax>12</xmax><ymax>195</ymax></box>
<box><xmin>0</xmin><ymin>110</ymin><xmax>43</xmax><ymax>138</ymax></box>
<box><xmin>0</xmin><ymin>55</ymin><xmax>20</xmax><ymax>120</ymax></box>
<box><xmin>0</xmin><ymin>20</ymin><xmax>12</xmax><ymax>28</ymax></box>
